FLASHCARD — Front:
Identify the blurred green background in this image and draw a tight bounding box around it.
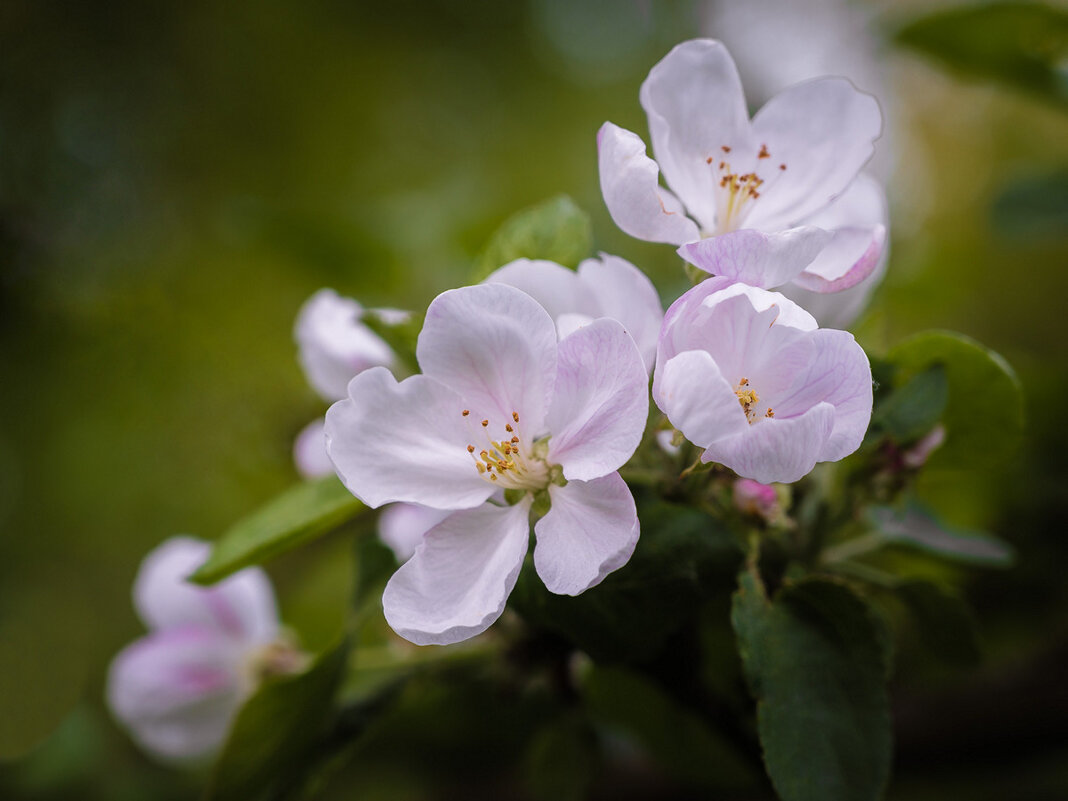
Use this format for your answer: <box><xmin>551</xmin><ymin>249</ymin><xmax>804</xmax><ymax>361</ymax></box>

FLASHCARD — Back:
<box><xmin>1</xmin><ymin>0</ymin><xmax>1066</xmax><ymax>798</ymax></box>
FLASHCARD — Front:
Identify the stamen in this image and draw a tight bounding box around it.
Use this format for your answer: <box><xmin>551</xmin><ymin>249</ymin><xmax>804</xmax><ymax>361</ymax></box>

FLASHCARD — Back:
<box><xmin>505</xmin><ymin>423</ymin><xmax>513</xmax><ymax>432</ymax></box>
<box><xmin>467</xmin><ymin>445</ymin><xmax>475</xmax><ymax>453</ymax></box>
<box><xmin>758</xmin><ymin>144</ymin><xmax>770</xmax><ymax>159</ymax></box>
<box><xmin>462</xmin><ymin>409</ymin><xmax>470</xmax><ymax>417</ymax></box>
<box><xmin>481</xmin><ymin>419</ymin><xmax>489</xmax><ymax>427</ymax></box>
<box><xmin>512</xmin><ymin>412</ymin><xmax>520</xmax><ymax>423</ymax></box>
<box><xmin>779</xmin><ymin>164</ymin><xmax>786</xmax><ymax>171</ymax></box>
<box><xmin>721</xmin><ymin>145</ymin><xmax>731</xmax><ymax>153</ymax></box>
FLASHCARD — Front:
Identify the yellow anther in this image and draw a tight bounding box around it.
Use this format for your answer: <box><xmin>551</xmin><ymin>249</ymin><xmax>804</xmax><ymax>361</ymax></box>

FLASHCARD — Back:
<box><xmin>758</xmin><ymin>144</ymin><xmax>770</xmax><ymax>159</ymax></box>
<box><xmin>505</xmin><ymin>423</ymin><xmax>514</xmax><ymax>433</ymax></box>
<box><xmin>462</xmin><ymin>409</ymin><xmax>470</xmax><ymax>417</ymax></box>
<box><xmin>467</xmin><ymin>445</ymin><xmax>475</xmax><ymax>453</ymax></box>
<box><xmin>512</xmin><ymin>412</ymin><xmax>520</xmax><ymax>423</ymax></box>
<box><xmin>481</xmin><ymin>419</ymin><xmax>489</xmax><ymax>427</ymax></box>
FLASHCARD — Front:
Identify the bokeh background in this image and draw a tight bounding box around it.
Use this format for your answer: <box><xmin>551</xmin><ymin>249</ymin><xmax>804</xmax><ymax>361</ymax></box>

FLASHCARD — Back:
<box><xmin>1</xmin><ymin>0</ymin><xmax>1066</xmax><ymax>798</ymax></box>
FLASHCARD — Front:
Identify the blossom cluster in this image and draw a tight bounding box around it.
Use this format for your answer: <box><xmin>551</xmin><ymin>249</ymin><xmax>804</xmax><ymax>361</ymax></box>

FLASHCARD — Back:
<box><xmin>109</xmin><ymin>37</ymin><xmax>887</xmax><ymax>760</ymax></box>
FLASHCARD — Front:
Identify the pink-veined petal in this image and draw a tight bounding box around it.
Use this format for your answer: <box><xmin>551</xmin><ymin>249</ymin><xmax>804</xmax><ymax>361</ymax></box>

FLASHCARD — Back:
<box><xmin>295</xmin><ymin>289</ymin><xmax>395</xmax><ymax>403</ymax></box>
<box><xmin>382</xmin><ymin>499</ymin><xmax>532</xmax><ymax>646</ymax></box>
<box><xmin>106</xmin><ymin>625</ymin><xmax>246</xmax><ymax>762</ymax></box>
<box><xmin>377</xmin><ymin>503</ymin><xmax>452</xmax><ymax>563</ymax></box>
<box><xmin>484</xmin><ymin>259</ymin><xmax>598</xmax><ymax>321</ymax></box>
<box><xmin>677</xmin><ymin>226</ymin><xmax>831</xmax><ymax>288</ymax></box>
<box><xmin>545</xmin><ymin>319</ymin><xmax>649</xmax><ymax>481</ymax></box>
<box><xmin>534</xmin><ymin>472</ymin><xmax>639</xmax><ymax>596</ymax></box>
<box><xmin>703</xmin><ymin>401</ymin><xmax>835</xmax><ymax>484</ymax></box>
<box><xmin>133</xmin><ymin>537</ymin><xmax>278</xmax><ymax>645</ymax></box>
<box><xmin>577</xmin><ymin>253</ymin><xmax>664</xmax><ymax>374</ymax></box>
<box><xmin>417</xmin><ymin>284</ymin><xmax>558</xmax><ymax>435</ymax></box>
<box><xmin>597</xmin><ymin>122</ymin><xmax>701</xmax><ymax>245</ymax></box>
<box><xmin>653</xmin><ymin>349</ymin><xmax>750</xmax><ymax>448</ymax></box>
<box><xmin>324</xmin><ymin>368</ymin><xmax>495</xmax><ymax>510</ymax></box>
<box><xmin>745</xmin><ymin>78</ymin><xmax>882</xmax><ymax>229</ymax></box>
<box><xmin>639</xmin><ymin>39</ymin><xmax>749</xmax><ymax>230</ymax></box>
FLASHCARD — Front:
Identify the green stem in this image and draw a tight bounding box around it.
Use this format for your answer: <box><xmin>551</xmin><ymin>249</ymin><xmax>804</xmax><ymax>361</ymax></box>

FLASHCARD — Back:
<box><xmin>821</xmin><ymin>532</ymin><xmax>887</xmax><ymax>565</ymax></box>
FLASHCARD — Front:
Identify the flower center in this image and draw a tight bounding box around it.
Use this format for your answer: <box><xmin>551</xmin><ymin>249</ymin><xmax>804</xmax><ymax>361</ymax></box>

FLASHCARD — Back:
<box><xmin>706</xmin><ymin>143</ymin><xmax>787</xmax><ymax>234</ymax></box>
<box><xmin>462</xmin><ymin>409</ymin><xmax>550</xmax><ymax>491</ymax></box>
<box><xmin>735</xmin><ymin>377</ymin><xmax>775</xmax><ymax>425</ymax></box>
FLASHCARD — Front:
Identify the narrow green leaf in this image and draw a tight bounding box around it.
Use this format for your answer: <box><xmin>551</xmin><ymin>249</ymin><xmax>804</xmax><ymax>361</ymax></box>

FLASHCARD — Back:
<box><xmin>887</xmin><ymin>330</ymin><xmax>1024</xmax><ymax>469</ymax></box>
<box><xmin>475</xmin><ymin>195</ymin><xmax>593</xmax><ymax>279</ymax></box>
<box><xmin>871</xmin><ymin>506</ymin><xmax>1014</xmax><ymax>567</ymax></box>
<box><xmin>894</xmin><ymin>580</ymin><xmax>982</xmax><ymax>667</ymax></box>
<box><xmin>731</xmin><ymin>573</ymin><xmax>892</xmax><ymax>801</ymax></box>
<box><xmin>192</xmin><ymin>476</ymin><xmax>364</xmax><ymax>585</ymax></box>
<box><xmin>894</xmin><ymin>2</ymin><xmax>1068</xmax><ymax>107</ymax></box>
<box><xmin>205</xmin><ymin>639</ymin><xmax>349</xmax><ymax>801</ymax></box>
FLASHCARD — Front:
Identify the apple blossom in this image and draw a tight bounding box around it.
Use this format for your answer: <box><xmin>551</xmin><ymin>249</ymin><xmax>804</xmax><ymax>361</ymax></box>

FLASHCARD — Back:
<box><xmin>484</xmin><ymin>254</ymin><xmax>664</xmax><ymax>374</ymax></box>
<box><xmin>598</xmin><ymin>39</ymin><xmax>885</xmax><ymax>295</ymax></box>
<box><xmin>377</xmin><ymin>503</ymin><xmax>452</xmax><ymax>563</ymax></box>
<box><xmin>325</xmin><ymin>283</ymin><xmax>648</xmax><ymax>645</ymax></box>
<box><xmin>653</xmin><ymin>278</ymin><xmax>872</xmax><ymax>484</ymax></box>
<box><xmin>107</xmin><ymin>537</ymin><xmax>295</xmax><ymax>762</ymax></box>
<box><xmin>733</xmin><ymin>478</ymin><xmax>781</xmax><ymax>522</ymax></box>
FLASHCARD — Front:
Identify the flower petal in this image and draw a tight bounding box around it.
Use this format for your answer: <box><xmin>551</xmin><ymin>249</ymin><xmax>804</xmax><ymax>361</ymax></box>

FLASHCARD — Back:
<box><xmin>325</xmin><ymin>368</ymin><xmax>495</xmax><ymax>510</ymax></box>
<box><xmin>134</xmin><ymin>537</ymin><xmax>278</xmax><ymax>644</ymax></box>
<box><xmin>653</xmin><ymin>349</ymin><xmax>750</xmax><ymax>448</ymax></box>
<box><xmin>484</xmin><ymin>259</ymin><xmax>598</xmax><ymax>321</ymax></box>
<box><xmin>745</xmin><ymin>77</ymin><xmax>882</xmax><ymax>229</ymax></box>
<box><xmin>106</xmin><ymin>626</ymin><xmax>245</xmax><ymax>762</ymax></box>
<box><xmin>295</xmin><ymin>289</ymin><xmax>395</xmax><ymax>402</ymax></box>
<box><xmin>534</xmin><ymin>472</ymin><xmax>639</xmax><ymax>596</ymax></box>
<box><xmin>597</xmin><ymin>122</ymin><xmax>701</xmax><ymax>245</ymax></box>
<box><xmin>382</xmin><ymin>499</ymin><xmax>532</xmax><ymax>645</ymax></box>
<box><xmin>377</xmin><ymin>503</ymin><xmax>452</xmax><ymax>563</ymax></box>
<box><xmin>416</xmin><ymin>284</ymin><xmax>558</xmax><ymax>435</ymax></box>
<box><xmin>293</xmin><ymin>418</ymin><xmax>334</xmax><ymax>480</ymax></box>
<box><xmin>639</xmin><ymin>39</ymin><xmax>749</xmax><ymax>230</ymax></box>
<box><xmin>677</xmin><ymin>226</ymin><xmax>831</xmax><ymax>288</ymax></box>
<box><xmin>703</xmin><ymin>401</ymin><xmax>835</xmax><ymax>484</ymax></box>
<box><xmin>546</xmin><ymin>318</ymin><xmax>649</xmax><ymax>481</ymax></box>
<box><xmin>577</xmin><ymin>253</ymin><xmax>664</xmax><ymax>374</ymax></box>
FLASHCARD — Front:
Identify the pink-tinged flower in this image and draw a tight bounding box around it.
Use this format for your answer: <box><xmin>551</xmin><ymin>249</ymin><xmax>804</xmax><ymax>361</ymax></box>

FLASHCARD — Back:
<box><xmin>325</xmin><ymin>283</ymin><xmax>648</xmax><ymax>645</ymax></box>
<box><xmin>107</xmin><ymin>537</ymin><xmax>284</xmax><ymax>762</ymax></box>
<box><xmin>295</xmin><ymin>288</ymin><xmax>396</xmax><ymax>403</ymax></box>
<box><xmin>293</xmin><ymin>418</ymin><xmax>334</xmax><ymax>479</ymax></box>
<box><xmin>484</xmin><ymin>254</ymin><xmax>664</xmax><ymax>374</ymax></box>
<box><xmin>598</xmin><ymin>39</ymin><xmax>885</xmax><ymax>295</ymax></box>
<box><xmin>733</xmin><ymin>478</ymin><xmax>780</xmax><ymax>522</ymax></box>
<box><xmin>653</xmin><ymin>278</ymin><xmax>872</xmax><ymax>484</ymax></box>
<box><xmin>377</xmin><ymin>503</ymin><xmax>452</xmax><ymax>563</ymax></box>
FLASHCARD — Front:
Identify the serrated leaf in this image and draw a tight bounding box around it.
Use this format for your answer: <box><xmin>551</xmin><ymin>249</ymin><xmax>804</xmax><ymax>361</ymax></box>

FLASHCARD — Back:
<box><xmin>731</xmin><ymin>573</ymin><xmax>892</xmax><ymax>801</ymax></box>
<box><xmin>205</xmin><ymin>640</ymin><xmax>348</xmax><ymax>801</ymax></box>
<box><xmin>895</xmin><ymin>2</ymin><xmax>1068</xmax><ymax>106</ymax></box>
<box><xmin>192</xmin><ymin>476</ymin><xmax>364</xmax><ymax>585</ymax></box>
<box><xmin>887</xmin><ymin>330</ymin><xmax>1023</xmax><ymax>469</ymax></box>
<box><xmin>894</xmin><ymin>580</ymin><xmax>982</xmax><ymax>667</ymax></box>
<box><xmin>475</xmin><ymin>195</ymin><xmax>592</xmax><ymax>279</ymax></box>
<box><xmin>871</xmin><ymin>506</ymin><xmax>1014</xmax><ymax>567</ymax></box>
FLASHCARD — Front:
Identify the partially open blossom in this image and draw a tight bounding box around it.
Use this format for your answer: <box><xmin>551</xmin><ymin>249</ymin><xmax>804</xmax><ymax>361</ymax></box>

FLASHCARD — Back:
<box><xmin>107</xmin><ymin>537</ymin><xmax>290</xmax><ymax>762</ymax></box>
<box><xmin>295</xmin><ymin>288</ymin><xmax>396</xmax><ymax>403</ymax></box>
<box><xmin>598</xmin><ymin>39</ymin><xmax>885</xmax><ymax>295</ymax></box>
<box><xmin>485</xmin><ymin>254</ymin><xmax>664</xmax><ymax>374</ymax></box>
<box><xmin>325</xmin><ymin>283</ymin><xmax>648</xmax><ymax>645</ymax></box>
<box><xmin>654</xmin><ymin>278</ymin><xmax>872</xmax><ymax>484</ymax></box>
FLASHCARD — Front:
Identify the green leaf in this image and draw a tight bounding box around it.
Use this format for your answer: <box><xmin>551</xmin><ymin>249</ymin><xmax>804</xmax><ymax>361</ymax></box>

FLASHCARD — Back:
<box><xmin>731</xmin><ymin>573</ymin><xmax>892</xmax><ymax>801</ymax></box>
<box><xmin>867</xmin><ymin>363</ymin><xmax>949</xmax><ymax>446</ymax></box>
<box><xmin>581</xmin><ymin>665</ymin><xmax>756</xmax><ymax>791</ymax></box>
<box><xmin>523</xmin><ymin>713</ymin><xmax>598</xmax><ymax>801</ymax></box>
<box><xmin>475</xmin><ymin>195</ymin><xmax>593</xmax><ymax>279</ymax></box>
<box><xmin>887</xmin><ymin>330</ymin><xmax>1023</xmax><ymax>469</ymax></box>
<box><xmin>870</xmin><ymin>506</ymin><xmax>1014</xmax><ymax>567</ymax></box>
<box><xmin>895</xmin><ymin>2</ymin><xmax>1068</xmax><ymax>107</ymax></box>
<box><xmin>192</xmin><ymin>476</ymin><xmax>364</xmax><ymax>585</ymax></box>
<box><xmin>894</xmin><ymin>580</ymin><xmax>982</xmax><ymax>667</ymax></box>
<box><xmin>205</xmin><ymin>639</ymin><xmax>349</xmax><ymax>801</ymax></box>
<box><xmin>992</xmin><ymin>171</ymin><xmax>1068</xmax><ymax>242</ymax></box>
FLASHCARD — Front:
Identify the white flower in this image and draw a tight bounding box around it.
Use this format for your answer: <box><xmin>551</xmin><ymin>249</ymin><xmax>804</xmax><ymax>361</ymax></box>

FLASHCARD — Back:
<box><xmin>324</xmin><ymin>284</ymin><xmax>649</xmax><ymax>645</ymax></box>
<box><xmin>107</xmin><ymin>538</ymin><xmax>284</xmax><ymax>762</ymax></box>
<box><xmin>598</xmin><ymin>39</ymin><xmax>886</xmax><ymax>297</ymax></box>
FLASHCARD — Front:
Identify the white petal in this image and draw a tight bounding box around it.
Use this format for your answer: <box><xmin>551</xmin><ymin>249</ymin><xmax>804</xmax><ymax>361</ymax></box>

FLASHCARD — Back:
<box><xmin>295</xmin><ymin>289</ymin><xmax>395</xmax><ymax>402</ymax></box>
<box><xmin>639</xmin><ymin>39</ymin><xmax>749</xmax><ymax>230</ymax></box>
<box><xmin>417</xmin><ymin>284</ymin><xmax>558</xmax><ymax>435</ymax></box>
<box><xmin>377</xmin><ymin>503</ymin><xmax>452</xmax><ymax>563</ymax></box>
<box><xmin>745</xmin><ymin>78</ymin><xmax>882</xmax><ymax>229</ymax></box>
<box><xmin>324</xmin><ymin>368</ymin><xmax>495</xmax><ymax>510</ymax></box>
<box><xmin>107</xmin><ymin>626</ymin><xmax>245</xmax><ymax>762</ymax></box>
<box><xmin>653</xmin><ymin>349</ymin><xmax>750</xmax><ymax>449</ymax></box>
<box><xmin>577</xmin><ymin>253</ymin><xmax>665</xmax><ymax>374</ymax></box>
<box><xmin>677</xmin><ymin>226</ymin><xmax>832</xmax><ymax>289</ymax></box>
<box><xmin>133</xmin><ymin>537</ymin><xmax>278</xmax><ymax>644</ymax></box>
<box><xmin>292</xmin><ymin>418</ymin><xmax>334</xmax><ymax>480</ymax></box>
<box><xmin>534</xmin><ymin>473</ymin><xmax>639</xmax><ymax>596</ymax></box>
<box><xmin>484</xmin><ymin>259</ymin><xmax>598</xmax><ymax>321</ymax></box>
<box><xmin>704</xmin><ymin>402</ymin><xmax>836</xmax><ymax>484</ymax></box>
<box><xmin>546</xmin><ymin>319</ymin><xmax>649</xmax><ymax>481</ymax></box>
<box><xmin>382</xmin><ymin>499</ymin><xmax>532</xmax><ymax>645</ymax></box>
<box><xmin>597</xmin><ymin>122</ymin><xmax>701</xmax><ymax>245</ymax></box>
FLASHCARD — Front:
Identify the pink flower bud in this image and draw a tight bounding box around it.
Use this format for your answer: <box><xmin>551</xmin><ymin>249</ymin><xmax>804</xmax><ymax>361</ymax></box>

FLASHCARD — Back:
<box><xmin>733</xmin><ymin>478</ymin><xmax>780</xmax><ymax>521</ymax></box>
